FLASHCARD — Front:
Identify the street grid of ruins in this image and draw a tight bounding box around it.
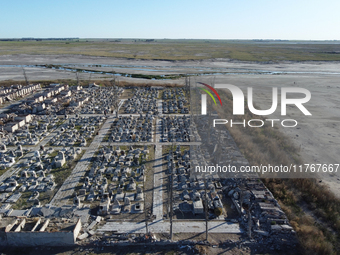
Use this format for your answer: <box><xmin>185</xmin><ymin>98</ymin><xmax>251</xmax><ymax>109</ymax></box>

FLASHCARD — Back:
<box><xmin>0</xmin><ymin>83</ymin><xmax>297</xmax><ymax>251</ymax></box>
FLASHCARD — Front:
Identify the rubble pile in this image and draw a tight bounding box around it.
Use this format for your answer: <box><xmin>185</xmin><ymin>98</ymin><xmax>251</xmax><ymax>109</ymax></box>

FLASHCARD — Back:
<box><xmin>107</xmin><ymin>115</ymin><xmax>153</xmax><ymax>142</ymax></box>
<box><xmin>49</xmin><ymin>115</ymin><xmax>105</xmax><ymax>147</ymax></box>
<box><xmin>162</xmin><ymin>88</ymin><xmax>189</xmax><ymax>114</ymax></box>
<box><xmin>123</xmin><ymin>87</ymin><xmax>158</xmax><ymax>115</ymax></box>
<box><xmin>75</xmin><ymin>146</ymin><xmax>150</xmax><ymax>215</ymax></box>
<box><xmin>161</xmin><ymin>116</ymin><xmax>190</xmax><ymax>142</ymax></box>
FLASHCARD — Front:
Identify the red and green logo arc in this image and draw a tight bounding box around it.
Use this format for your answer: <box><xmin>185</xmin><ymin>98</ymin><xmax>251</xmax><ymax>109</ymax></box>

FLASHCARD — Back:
<box><xmin>197</xmin><ymin>82</ymin><xmax>223</xmax><ymax>106</ymax></box>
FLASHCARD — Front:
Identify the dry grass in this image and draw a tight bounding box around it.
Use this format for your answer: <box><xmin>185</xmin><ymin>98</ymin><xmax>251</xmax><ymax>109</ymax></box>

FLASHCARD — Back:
<box><xmin>214</xmin><ymin>90</ymin><xmax>301</xmax><ymax>168</ymax></box>
<box><xmin>212</xmin><ymin>90</ymin><xmax>339</xmax><ymax>255</ymax></box>
<box><xmin>1</xmin><ymin>39</ymin><xmax>340</xmax><ymax>61</ymax></box>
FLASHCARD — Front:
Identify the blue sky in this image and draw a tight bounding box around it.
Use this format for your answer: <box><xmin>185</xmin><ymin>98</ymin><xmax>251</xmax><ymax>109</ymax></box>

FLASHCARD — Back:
<box><xmin>1</xmin><ymin>0</ymin><xmax>340</xmax><ymax>40</ymax></box>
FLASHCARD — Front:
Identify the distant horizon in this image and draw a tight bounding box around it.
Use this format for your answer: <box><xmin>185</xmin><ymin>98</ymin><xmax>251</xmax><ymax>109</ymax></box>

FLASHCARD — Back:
<box><xmin>1</xmin><ymin>37</ymin><xmax>340</xmax><ymax>42</ymax></box>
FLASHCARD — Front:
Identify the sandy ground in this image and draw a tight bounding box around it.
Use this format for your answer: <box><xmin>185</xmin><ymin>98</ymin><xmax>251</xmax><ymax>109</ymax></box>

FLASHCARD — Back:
<box><xmin>1</xmin><ymin>54</ymin><xmax>340</xmax><ymax>81</ymax></box>
<box><xmin>209</xmin><ymin>74</ymin><xmax>340</xmax><ymax>195</ymax></box>
<box><xmin>0</xmin><ymin>54</ymin><xmax>339</xmax><ymax>196</ymax></box>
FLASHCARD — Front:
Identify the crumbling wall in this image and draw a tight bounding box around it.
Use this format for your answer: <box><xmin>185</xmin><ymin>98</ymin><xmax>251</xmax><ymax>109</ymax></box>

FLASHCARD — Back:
<box><xmin>73</xmin><ymin>219</ymin><xmax>82</xmax><ymax>242</ymax></box>
<box><xmin>6</xmin><ymin>231</ymin><xmax>75</xmax><ymax>246</ymax></box>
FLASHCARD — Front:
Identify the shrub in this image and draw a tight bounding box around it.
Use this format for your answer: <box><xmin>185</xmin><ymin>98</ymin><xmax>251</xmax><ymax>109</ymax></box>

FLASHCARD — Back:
<box><xmin>214</xmin><ymin>207</ymin><xmax>223</xmax><ymax>216</ymax></box>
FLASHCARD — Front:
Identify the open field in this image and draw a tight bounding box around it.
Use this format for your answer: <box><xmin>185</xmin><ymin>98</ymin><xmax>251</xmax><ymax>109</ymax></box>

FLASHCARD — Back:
<box><xmin>1</xmin><ymin>39</ymin><xmax>340</xmax><ymax>61</ymax></box>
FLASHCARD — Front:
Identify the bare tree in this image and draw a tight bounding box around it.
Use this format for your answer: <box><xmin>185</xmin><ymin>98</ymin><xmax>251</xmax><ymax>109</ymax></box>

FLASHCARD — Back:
<box><xmin>22</xmin><ymin>67</ymin><xmax>29</xmax><ymax>86</ymax></box>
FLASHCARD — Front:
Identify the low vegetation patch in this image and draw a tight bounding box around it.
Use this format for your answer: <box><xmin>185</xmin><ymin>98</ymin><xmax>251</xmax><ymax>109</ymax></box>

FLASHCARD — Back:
<box><xmin>214</xmin><ymin>90</ymin><xmax>340</xmax><ymax>254</ymax></box>
<box><xmin>1</xmin><ymin>40</ymin><xmax>340</xmax><ymax>61</ymax></box>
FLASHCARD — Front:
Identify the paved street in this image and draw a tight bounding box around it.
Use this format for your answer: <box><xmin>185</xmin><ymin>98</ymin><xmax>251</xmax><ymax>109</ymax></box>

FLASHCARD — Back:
<box><xmin>50</xmin><ymin>115</ymin><xmax>115</xmax><ymax>206</ymax></box>
<box><xmin>98</xmin><ymin>220</ymin><xmax>242</xmax><ymax>234</ymax></box>
<box><xmin>153</xmin><ymin>143</ymin><xmax>163</xmax><ymax>220</ymax></box>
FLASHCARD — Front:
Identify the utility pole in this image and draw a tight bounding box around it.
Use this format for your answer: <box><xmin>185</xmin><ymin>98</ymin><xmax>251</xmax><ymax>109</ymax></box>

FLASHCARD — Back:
<box><xmin>194</xmin><ymin>80</ymin><xmax>199</xmax><ymax>124</ymax></box>
<box><xmin>185</xmin><ymin>76</ymin><xmax>190</xmax><ymax>97</ymax></box>
<box><xmin>239</xmin><ymin>185</ymin><xmax>245</xmax><ymax>215</ymax></box>
<box><xmin>88</xmin><ymin>73</ymin><xmax>92</xmax><ymax>87</ymax></box>
<box><xmin>248</xmin><ymin>203</ymin><xmax>254</xmax><ymax>238</ymax></box>
<box><xmin>76</xmin><ymin>72</ymin><xmax>80</xmax><ymax>86</ymax></box>
<box><xmin>203</xmin><ymin>174</ymin><xmax>209</xmax><ymax>241</ymax></box>
<box><xmin>143</xmin><ymin>171</ymin><xmax>149</xmax><ymax>234</ymax></box>
<box><xmin>110</xmin><ymin>77</ymin><xmax>120</xmax><ymax>117</ymax></box>
<box><xmin>113</xmin><ymin>87</ymin><xmax>119</xmax><ymax>117</ymax></box>
<box><xmin>110</xmin><ymin>76</ymin><xmax>115</xmax><ymax>87</ymax></box>
<box><xmin>169</xmin><ymin>148</ymin><xmax>174</xmax><ymax>240</ymax></box>
<box><xmin>207</xmin><ymin>107</ymin><xmax>211</xmax><ymax>145</ymax></box>
<box><xmin>167</xmin><ymin>155</ymin><xmax>170</xmax><ymax>218</ymax></box>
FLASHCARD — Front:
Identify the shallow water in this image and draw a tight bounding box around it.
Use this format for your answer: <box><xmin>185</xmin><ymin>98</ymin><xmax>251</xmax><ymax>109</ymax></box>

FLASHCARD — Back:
<box><xmin>1</xmin><ymin>64</ymin><xmax>340</xmax><ymax>79</ymax></box>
